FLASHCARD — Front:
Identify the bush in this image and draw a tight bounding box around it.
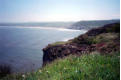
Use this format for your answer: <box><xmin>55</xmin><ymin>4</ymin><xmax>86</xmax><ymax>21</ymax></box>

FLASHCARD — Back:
<box><xmin>106</xmin><ymin>23</ymin><xmax>120</xmax><ymax>33</ymax></box>
<box><xmin>0</xmin><ymin>64</ymin><xmax>11</xmax><ymax>78</ymax></box>
<box><xmin>72</xmin><ymin>34</ymin><xmax>96</xmax><ymax>45</ymax></box>
<box><xmin>92</xmin><ymin>33</ymin><xmax>119</xmax><ymax>44</ymax></box>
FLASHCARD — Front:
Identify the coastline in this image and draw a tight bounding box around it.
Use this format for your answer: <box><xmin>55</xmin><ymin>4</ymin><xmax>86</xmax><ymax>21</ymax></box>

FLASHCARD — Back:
<box><xmin>0</xmin><ymin>26</ymin><xmax>85</xmax><ymax>32</ymax></box>
<box><xmin>0</xmin><ymin>23</ymin><xmax>120</xmax><ymax>79</ymax></box>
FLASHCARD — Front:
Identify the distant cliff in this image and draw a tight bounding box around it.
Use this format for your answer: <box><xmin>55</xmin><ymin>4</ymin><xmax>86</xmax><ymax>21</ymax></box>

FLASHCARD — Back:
<box><xmin>70</xmin><ymin>20</ymin><xmax>120</xmax><ymax>30</ymax></box>
<box><xmin>43</xmin><ymin>23</ymin><xmax>120</xmax><ymax>66</ymax></box>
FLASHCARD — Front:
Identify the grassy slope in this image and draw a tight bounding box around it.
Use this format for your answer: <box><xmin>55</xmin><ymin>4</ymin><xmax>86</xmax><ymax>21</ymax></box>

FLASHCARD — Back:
<box><xmin>2</xmin><ymin>52</ymin><xmax>120</xmax><ymax>80</ymax></box>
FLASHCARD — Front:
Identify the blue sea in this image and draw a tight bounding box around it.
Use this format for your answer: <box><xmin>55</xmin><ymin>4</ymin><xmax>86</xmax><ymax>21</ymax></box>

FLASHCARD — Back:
<box><xmin>0</xmin><ymin>26</ymin><xmax>87</xmax><ymax>73</ymax></box>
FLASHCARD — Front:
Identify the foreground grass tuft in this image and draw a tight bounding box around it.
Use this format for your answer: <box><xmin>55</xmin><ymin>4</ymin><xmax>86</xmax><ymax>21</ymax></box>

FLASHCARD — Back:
<box><xmin>2</xmin><ymin>52</ymin><xmax>119</xmax><ymax>80</ymax></box>
<box><xmin>0</xmin><ymin>65</ymin><xmax>11</xmax><ymax>79</ymax></box>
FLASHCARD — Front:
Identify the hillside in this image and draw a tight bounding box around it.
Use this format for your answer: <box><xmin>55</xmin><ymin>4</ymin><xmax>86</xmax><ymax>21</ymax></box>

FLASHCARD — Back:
<box><xmin>43</xmin><ymin>23</ymin><xmax>120</xmax><ymax>65</ymax></box>
<box><xmin>2</xmin><ymin>52</ymin><xmax>119</xmax><ymax>80</ymax></box>
<box><xmin>70</xmin><ymin>20</ymin><xmax>120</xmax><ymax>30</ymax></box>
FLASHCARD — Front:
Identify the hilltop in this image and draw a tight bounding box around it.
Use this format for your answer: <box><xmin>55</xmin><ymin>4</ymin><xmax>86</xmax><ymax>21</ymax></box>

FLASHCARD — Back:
<box><xmin>70</xmin><ymin>19</ymin><xmax>120</xmax><ymax>30</ymax></box>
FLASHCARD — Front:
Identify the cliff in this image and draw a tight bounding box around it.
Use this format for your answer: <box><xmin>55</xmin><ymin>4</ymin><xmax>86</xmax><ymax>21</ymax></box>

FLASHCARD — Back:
<box><xmin>43</xmin><ymin>23</ymin><xmax>120</xmax><ymax>66</ymax></box>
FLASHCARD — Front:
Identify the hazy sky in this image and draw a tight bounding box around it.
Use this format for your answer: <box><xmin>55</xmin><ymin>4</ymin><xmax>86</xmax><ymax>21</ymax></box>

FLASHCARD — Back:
<box><xmin>0</xmin><ymin>0</ymin><xmax>120</xmax><ymax>22</ymax></box>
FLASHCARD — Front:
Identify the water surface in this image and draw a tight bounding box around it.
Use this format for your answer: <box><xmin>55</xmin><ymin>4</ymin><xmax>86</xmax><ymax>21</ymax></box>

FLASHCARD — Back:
<box><xmin>0</xmin><ymin>26</ymin><xmax>87</xmax><ymax>73</ymax></box>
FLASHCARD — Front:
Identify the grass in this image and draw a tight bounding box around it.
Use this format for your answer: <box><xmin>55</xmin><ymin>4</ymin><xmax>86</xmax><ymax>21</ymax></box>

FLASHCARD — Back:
<box><xmin>92</xmin><ymin>33</ymin><xmax>119</xmax><ymax>44</ymax></box>
<box><xmin>2</xmin><ymin>52</ymin><xmax>120</xmax><ymax>80</ymax></box>
<box><xmin>73</xmin><ymin>33</ymin><xmax>119</xmax><ymax>45</ymax></box>
<box><xmin>49</xmin><ymin>41</ymin><xmax>69</xmax><ymax>46</ymax></box>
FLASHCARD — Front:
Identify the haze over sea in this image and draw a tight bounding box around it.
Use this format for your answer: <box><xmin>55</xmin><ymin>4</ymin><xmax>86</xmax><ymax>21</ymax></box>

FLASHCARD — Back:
<box><xmin>0</xmin><ymin>26</ymin><xmax>86</xmax><ymax>73</ymax></box>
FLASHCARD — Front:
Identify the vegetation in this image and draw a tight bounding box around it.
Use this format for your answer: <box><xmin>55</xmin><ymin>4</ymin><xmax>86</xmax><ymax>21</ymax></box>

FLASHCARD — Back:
<box><xmin>73</xmin><ymin>33</ymin><xmax>119</xmax><ymax>44</ymax></box>
<box><xmin>92</xmin><ymin>33</ymin><xmax>119</xmax><ymax>44</ymax></box>
<box><xmin>0</xmin><ymin>65</ymin><xmax>11</xmax><ymax>78</ymax></box>
<box><xmin>71</xmin><ymin>20</ymin><xmax>120</xmax><ymax>30</ymax></box>
<box><xmin>1</xmin><ymin>52</ymin><xmax>119</xmax><ymax>80</ymax></box>
<box><xmin>49</xmin><ymin>40</ymin><xmax>72</xmax><ymax>46</ymax></box>
<box><xmin>49</xmin><ymin>41</ymin><xmax>67</xmax><ymax>46</ymax></box>
<box><xmin>72</xmin><ymin>34</ymin><xmax>96</xmax><ymax>44</ymax></box>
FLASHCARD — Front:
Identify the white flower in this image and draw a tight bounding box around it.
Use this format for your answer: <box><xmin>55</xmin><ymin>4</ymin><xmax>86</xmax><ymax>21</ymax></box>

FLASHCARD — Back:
<box><xmin>46</xmin><ymin>71</ymin><xmax>49</xmax><ymax>73</ymax></box>
<box><xmin>22</xmin><ymin>74</ymin><xmax>25</xmax><ymax>78</ymax></box>
<box><xmin>75</xmin><ymin>70</ymin><xmax>78</xmax><ymax>73</ymax></box>
<box><xmin>64</xmin><ymin>67</ymin><xmax>66</xmax><ymax>70</ymax></box>
<box><xmin>39</xmin><ymin>70</ymin><xmax>42</xmax><ymax>73</ymax></box>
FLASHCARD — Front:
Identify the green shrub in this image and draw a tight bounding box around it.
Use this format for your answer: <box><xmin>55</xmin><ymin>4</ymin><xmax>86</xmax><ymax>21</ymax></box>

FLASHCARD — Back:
<box><xmin>92</xmin><ymin>33</ymin><xmax>119</xmax><ymax>44</ymax></box>
<box><xmin>106</xmin><ymin>23</ymin><xmax>120</xmax><ymax>33</ymax></box>
<box><xmin>72</xmin><ymin>34</ymin><xmax>96</xmax><ymax>45</ymax></box>
<box><xmin>0</xmin><ymin>65</ymin><xmax>11</xmax><ymax>79</ymax></box>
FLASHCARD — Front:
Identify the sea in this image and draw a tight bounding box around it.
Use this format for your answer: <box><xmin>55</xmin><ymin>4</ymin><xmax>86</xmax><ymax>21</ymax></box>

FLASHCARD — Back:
<box><xmin>0</xmin><ymin>26</ymin><xmax>87</xmax><ymax>73</ymax></box>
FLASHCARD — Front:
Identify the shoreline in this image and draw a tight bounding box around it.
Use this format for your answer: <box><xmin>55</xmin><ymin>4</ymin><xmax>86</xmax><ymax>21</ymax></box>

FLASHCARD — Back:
<box><xmin>0</xmin><ymin>26</ymin><xmax>87</xmax><ymax>32</ymax></box>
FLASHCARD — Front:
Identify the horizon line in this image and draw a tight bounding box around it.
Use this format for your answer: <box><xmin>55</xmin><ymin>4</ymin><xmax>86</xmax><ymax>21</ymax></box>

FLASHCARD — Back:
<box><xmin>0</xmin><ymin>19</ymin><xmax>120</xmax><ymax>23</ymax></box>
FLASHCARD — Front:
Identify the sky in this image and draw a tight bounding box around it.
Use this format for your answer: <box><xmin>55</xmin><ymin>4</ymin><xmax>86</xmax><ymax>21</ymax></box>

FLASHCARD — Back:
<box><xmin>0</xmin><ymin>0</ymin><xmax>120</xmax><ymax>22</ymax></box>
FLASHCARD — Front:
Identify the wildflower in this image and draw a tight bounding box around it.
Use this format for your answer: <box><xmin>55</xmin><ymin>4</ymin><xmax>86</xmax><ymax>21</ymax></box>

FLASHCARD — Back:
<box><xmin>22</xmin><ymin>74</ymin><xmax>25</xmax><ymax>78</ymax></box>
<box><xmin>39</xmin><ymin>70</ymin><xmax>42</xmax><ymax>73</ymax></box>
<box><xmin>46</xmin><ymin>71</ymin><xmax>49</xmax><ymax>73</ymax></box>
<box><xmin>75</xmin><ymin>70</ymin><xmax>78</xmax><ymax>73</ymax></box>
<box><xmin>64</xmin><ymin>67</ymin><xmax>66</xmax><ymax>70</ymax></box>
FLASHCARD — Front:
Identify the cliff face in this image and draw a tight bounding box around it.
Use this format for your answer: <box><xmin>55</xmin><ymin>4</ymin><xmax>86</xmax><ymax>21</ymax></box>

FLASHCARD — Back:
<box><xmin>43</xmin><ymin>43</ymin><xmax>95</xmax><ymax>65</ymax></box>
<box><xmin>43</xmin><ymin>23</ymin><xmax>120</xmax><ymax>66</ymax></box>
